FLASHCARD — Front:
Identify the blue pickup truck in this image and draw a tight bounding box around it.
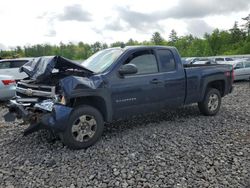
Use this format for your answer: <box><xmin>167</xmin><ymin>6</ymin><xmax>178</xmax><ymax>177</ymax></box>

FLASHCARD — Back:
<box><xmin>5</xmin><ymin>46</ymin><xmax>234</xmax><ymax>149</ymax></box>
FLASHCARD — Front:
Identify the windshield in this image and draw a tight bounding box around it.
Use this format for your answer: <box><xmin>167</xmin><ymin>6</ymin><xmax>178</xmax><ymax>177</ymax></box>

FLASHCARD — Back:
<box><xmin>81</xmin><ymin>48</ymin><xmax>123</xmax><ymax>73</ymax></box>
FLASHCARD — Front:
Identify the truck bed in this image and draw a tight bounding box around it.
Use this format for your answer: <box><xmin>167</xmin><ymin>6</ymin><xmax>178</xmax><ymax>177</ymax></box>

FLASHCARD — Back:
<box><xmin>183</xmin><ymin>64</ymin><xmax>233</xmax><ymax>105</ymax></box>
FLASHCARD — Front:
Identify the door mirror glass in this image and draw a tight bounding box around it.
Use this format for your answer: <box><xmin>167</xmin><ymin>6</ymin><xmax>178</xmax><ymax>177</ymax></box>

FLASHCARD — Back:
<box><xmin>119</xmin><ymin>64</ymin><xmax>138</xmax><ymax>76</ymax></box>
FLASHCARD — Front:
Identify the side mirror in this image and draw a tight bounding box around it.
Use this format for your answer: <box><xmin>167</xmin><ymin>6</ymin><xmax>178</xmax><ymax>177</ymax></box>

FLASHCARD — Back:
<box><xmin>118</xmin><ymin>64</ymin><xmax>138</xmax><ymax>76</ymax></box>
<box><xmin>234</xmin><ymin>66</ymin><xmax>240</xmax><ymax>70</ymax></box>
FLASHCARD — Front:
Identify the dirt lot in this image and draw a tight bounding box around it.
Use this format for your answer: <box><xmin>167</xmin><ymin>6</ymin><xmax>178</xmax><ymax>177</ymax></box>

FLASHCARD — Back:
<box><xmin>0</xmin><ymin>82</ymin><xmax>249</xmax><ymax>188</ymax></box>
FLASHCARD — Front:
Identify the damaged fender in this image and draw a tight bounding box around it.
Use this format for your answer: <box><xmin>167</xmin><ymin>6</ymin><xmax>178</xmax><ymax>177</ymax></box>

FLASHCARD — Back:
<box><xmin>42</xmin><ymin>104</ymin><xmax>73</xmax><ymax>132</ymax></box>
<box><xmin>24</xmin><ymin>104</ymin><xmax>73</xmax><ymax>136</ymax></box>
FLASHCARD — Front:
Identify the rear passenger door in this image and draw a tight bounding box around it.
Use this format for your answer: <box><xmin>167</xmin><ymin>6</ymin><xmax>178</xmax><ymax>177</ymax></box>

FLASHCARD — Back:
<box><xmin>156</xmin><ymin>49</ymin><xmax>186</xmax><ymax>107</ymax></box>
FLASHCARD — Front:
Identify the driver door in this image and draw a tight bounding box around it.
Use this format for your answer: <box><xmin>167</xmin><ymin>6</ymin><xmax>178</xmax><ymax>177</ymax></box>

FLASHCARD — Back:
<box><xmin>110</xmin><ymin>49</ymin><xmax>165</xmax><ymax>119</ymax></box>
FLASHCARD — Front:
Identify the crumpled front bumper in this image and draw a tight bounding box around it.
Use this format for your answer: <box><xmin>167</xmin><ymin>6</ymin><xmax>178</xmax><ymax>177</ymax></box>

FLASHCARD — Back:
<box><xmin>4</xmin><ymin>99</ymin><xmax>73</xmax><ymax>135</ymax></box>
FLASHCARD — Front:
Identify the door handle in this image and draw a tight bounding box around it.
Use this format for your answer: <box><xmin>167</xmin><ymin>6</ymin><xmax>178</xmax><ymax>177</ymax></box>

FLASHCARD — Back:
<box><xmin>150</xmin><ymin>79</ymin><xmax>163</xmax><ymax>84</ymax></box>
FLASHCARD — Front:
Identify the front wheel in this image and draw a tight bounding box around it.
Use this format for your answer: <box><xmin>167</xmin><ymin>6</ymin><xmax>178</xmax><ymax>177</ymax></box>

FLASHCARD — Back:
<box><xmin>60</xmin><ymin>105</ymin><xmax>104</xmax><ymax>149</ymax></box>
<box><xmin>198</xmin><ymin>88</ymin><xmax>221</xmax><ymax>116</ymax></box>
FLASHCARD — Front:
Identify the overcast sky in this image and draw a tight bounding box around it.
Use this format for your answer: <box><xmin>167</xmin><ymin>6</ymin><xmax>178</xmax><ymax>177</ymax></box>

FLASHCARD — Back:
<box><xmin>0</xmin><ymin>0</ymin><xmax>250</xmax><ymax>49</ymax></box>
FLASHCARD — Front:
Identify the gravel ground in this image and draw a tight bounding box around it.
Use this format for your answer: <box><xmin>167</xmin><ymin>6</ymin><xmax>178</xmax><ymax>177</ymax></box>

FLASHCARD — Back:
<box><xmin>0</xmin><ymin>82</ymin><xmax>249</xmax><ymax>188</ymax></box>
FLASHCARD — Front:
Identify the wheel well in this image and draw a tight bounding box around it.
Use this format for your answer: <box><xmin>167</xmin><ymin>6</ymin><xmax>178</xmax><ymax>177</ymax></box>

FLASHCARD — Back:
<box><xmin>70</xmin><ymin>96</ymin><xmax>108</xmax><ymax>121</ymax></box>
<box><xmin>207</xmin><ymin>80</ymin><xmax>225</xmax><ymax>96</ymax></box>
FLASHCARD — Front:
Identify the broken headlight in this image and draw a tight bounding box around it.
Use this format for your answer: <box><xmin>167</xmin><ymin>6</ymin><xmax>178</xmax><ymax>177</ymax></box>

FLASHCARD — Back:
<box><xmin>34</xmin><ymin>99</ymin><xmax>54</xmax><ymax>112</ymax></box>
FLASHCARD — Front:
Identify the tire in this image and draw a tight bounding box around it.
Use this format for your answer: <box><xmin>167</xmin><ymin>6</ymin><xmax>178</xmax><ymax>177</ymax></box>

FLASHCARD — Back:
<box><xmin>60</xmin><ymin>105</ymin><xmax>104</xmax><ymax>150</ymax></box>
<box><xmin>198</xmin><ymin>88</ymin><xmax>221</xmax><ymax>116</ymax></box>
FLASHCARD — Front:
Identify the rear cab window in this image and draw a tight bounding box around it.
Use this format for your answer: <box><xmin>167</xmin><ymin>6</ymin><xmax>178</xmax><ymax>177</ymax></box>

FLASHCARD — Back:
<box><xmin>0</xmin><ymin>60</ymin><xmax>28</xmax><ymax>69</ymax></box>
<box><xmin>125</xmin><ymin>50</ymin><xmax>158</xmax><ymax>75</ymax></box>
<box><xmin>10</xmin><ymin>61</ymin><xmax>28</xmax><ymax>68</ymax></box>
<box><xmin>0</xmin><ymin>61</ymin><xmax>11</xmax><ymax>69</ymax></box>
<box><xmin>157</xmin><ymin>49</ymin><xmax>176</xmax><ymax>72</ymax></box>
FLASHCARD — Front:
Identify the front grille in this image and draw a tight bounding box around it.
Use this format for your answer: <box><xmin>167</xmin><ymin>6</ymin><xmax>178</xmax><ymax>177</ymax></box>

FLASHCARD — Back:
<box><xmin>16</xmin><ymin>80</ymin><xmax>56</xmax><ymax>98</ymax></box>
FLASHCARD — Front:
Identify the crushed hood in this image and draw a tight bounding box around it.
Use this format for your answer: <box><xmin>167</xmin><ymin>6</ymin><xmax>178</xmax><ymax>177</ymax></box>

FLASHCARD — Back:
<box><xmin>20</xmin><ymin>56</ymin><xmax>93</xmax><ymax>82</ymax></box>
<box><xmin>59</xmin><ymin>75</ymin><xmax>104</xmax><ymax>97</ymax></box>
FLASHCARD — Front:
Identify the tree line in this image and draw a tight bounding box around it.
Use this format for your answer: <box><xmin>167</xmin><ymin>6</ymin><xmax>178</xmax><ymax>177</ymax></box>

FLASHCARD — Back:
<box><xmin>1</xmin><ymin>14</ymin><xmax>250</xmax><ymax>60</ymax></box>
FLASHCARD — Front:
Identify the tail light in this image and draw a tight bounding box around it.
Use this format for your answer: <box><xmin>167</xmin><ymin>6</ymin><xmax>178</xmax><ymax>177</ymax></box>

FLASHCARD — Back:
<box><xmin>231</xmin><ymin>69</ymin><xmax>235</xmax><ymax>82</ymax></box>
<box><xmin>225</xmin><ymin>72</ymin><xmax>230</xmax><ymax>77</ymax></box>
<box><xmin>2</xmin><ymin>80</ymin><xmax>16</xmax><ymax>85</ymax></box>
<box><xmin>225</xmin><ymin>69</ymin><xmax>234</xmax><ymax>83</ymax></box>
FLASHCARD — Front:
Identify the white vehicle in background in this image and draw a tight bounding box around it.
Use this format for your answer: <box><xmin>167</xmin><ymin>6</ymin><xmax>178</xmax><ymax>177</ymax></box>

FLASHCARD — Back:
<box><xmin>192</xmin><ymin>58</ymin><xmax>217</xmax><ymax>65</ymax></box>
<box><xmin>214</xmin><ymin>57</ymin><xmax>235</xmax><ymax>64</ymax></box>
<box><xmin>0</xmin><ymin>75</ymin><xmax>16</xmax><ymax>101</ymax></box>
<box><xmin>0</xmin><ymin>58</ymin><xmax>33</xmax><ymax>80</ymax></box>
<box><xmin>0</xmin><ymin>58</ymin><xmax>33</xmax><ymax>101</ymax></box>
<box><xmin>230</xmin><ymin>61</ymin><xmax>250</xmax><ymax>81</ymax></box>
<box><xmin>184</xmin><ymin>57</ymin><xmax>198</xmax><ymax>64</ymax></box>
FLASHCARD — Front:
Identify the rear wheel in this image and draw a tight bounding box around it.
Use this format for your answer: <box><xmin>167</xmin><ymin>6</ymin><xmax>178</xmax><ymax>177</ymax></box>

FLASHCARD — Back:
<box><xmin>198</xmin><ymin>88</ymin><xmax>221</xmax><ymax>116</ymax></box>
<box><xmin>60</xmin><ymin>105</ymin><xmax>104</xmax><ymax>149</ymax></box>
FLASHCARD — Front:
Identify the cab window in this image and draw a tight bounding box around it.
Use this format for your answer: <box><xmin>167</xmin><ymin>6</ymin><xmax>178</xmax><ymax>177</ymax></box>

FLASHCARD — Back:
<box><xmin>157</xmin><ymin>49</ymin><xmax>176</xmax><ymax>72</ymax></box>
<box><xmin>125</xmin><ymin>50</ymin><xmax>158</xmax><ymax>75</ymax></box>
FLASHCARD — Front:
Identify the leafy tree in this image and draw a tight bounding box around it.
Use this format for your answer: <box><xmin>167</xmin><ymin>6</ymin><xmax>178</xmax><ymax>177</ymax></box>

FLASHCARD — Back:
<box><xmin>230</xmin><ymin>22</ymin><xmax>244</xmax><ymax>43</ymax></box>
<box><xmin>169</xmin><ymin>29</ymin><xmax>178</xmax><ymax>44</ymax></box>
<box><xmin>126</xmin><ymin>38</ymin><xmax>139</xmax><ymax>46</ymax></box>
<box><xmin>91</xmin><ymin>42</ymin><xmax>102</xmax><ymax>53</ymax></box>
<box><xmin>110</xmin><ymin>41</ymin><xmax>125</xmax><ymax>47</ymax></box>
<box><xmin>102</xmin><ymin>43</ymin><xmax>108</xmax><ymax>49</ymax></box>
<box><xmin>242</xmin><ymin>14</ymin><xmax>250</xmax><ymax>36</ymax></box>
<box><xmin>206</xmin><ymin>29</ymin><xmax>222</xmax><ymax>55</ymax></box>
<box><xmin>151</xmin><ymin>32</ymin><xmax>164</xmax><ymax>45</ymax></box>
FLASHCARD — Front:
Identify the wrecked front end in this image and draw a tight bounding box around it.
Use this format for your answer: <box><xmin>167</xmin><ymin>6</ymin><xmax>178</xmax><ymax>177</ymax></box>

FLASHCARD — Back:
<box><xmin>4</xmin><ymin>55</ymin><xmax>99</xmax><ymax>136</ymax></box>
<box><xmin>4</xmin><ymin>79</ymin><xmax>73</xmax><ymax>136</ymax></box>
